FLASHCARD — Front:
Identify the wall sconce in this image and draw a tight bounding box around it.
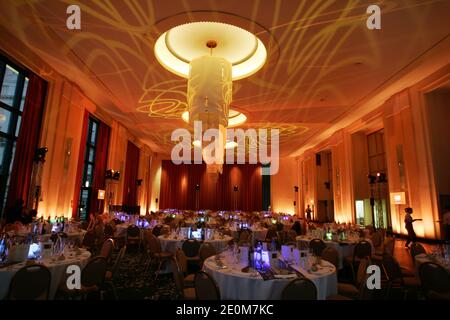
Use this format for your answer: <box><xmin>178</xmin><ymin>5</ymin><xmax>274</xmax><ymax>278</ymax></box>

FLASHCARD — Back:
<box><xmin>106</xmin><ymin>169</ymin><xmax>120</xmax><ymax>180</ymax></box>
<box><xmin>34</xmin><ymin>147</ymin><xmax>48</xmax><ymax>162</ymax></box>
<box><xmin>97</xmin><ymin>189</ymin><xmax>105</xmax><ymax>200</ymax></box>
<box><xmin>390</xmin><ymin>192</ymin><xmax>406</xmax><ymax>205</ymax></box>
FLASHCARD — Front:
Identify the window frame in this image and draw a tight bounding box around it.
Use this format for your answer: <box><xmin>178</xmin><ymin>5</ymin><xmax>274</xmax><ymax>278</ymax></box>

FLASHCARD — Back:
<box><xmin>0</xmin><ymin>56</ymin><xmax>30</xmax><ymax>215</ymax></box>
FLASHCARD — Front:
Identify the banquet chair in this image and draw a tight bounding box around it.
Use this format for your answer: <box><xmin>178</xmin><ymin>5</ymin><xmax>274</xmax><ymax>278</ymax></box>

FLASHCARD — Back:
<box><xmin>126</xmin><ymin>225</ymin><xmax>141</xmax><ymax>251</ymax></box>
<box><xmin>419</xmin><ymin>262</ymin><xmax>450</xmax><ymax>300</ymax></box>
<box><xmin>58</xmin><ymin>256</ymin><xmax>108</xmax><ymax>300</ymax></box>
<box><xmin>99</xmin><ymin>238</ymin><xmax>115</xmax><ymax>264</ymax></box>
<box><xmin>238</xmin><ymin>229</ymin><xmax>251</xmax><ymax>243</ymax></box>
<box><xmin>194</xmin><ymin>271</ymin><xmax>221</xmax><ymax>300</ymax></box>
<box><xmin>328</xmin><ymin>273</ymin><xmax>374</xmax><ymax>300</ymax></box>
<box><xmin>265</xmin><ymin>229</ymin><xmax>278</xmax><ymax>242</ymax></box>
<box><xmin>175</xmin><ymin>249</ymin><xmax>195</xmax><ymax>287</ymax></box>
<box><xmin>170</xmin><ymin>257</ymin><xmax>196</xmax><ymax>300</ymax></box>
<box><xmin>382</xmin><ymin>253</ymin><xmax>421</xmax><ymax>299</ymax></box>
<box><xmin>148</xmin><ymin>234</ymin><xmax>173</xmax><ymax>279</ymax></box>
<box><xmin>82</xmin><ymin>229</ymin><xmax>97</xmax><ymax>253</ymax></box>
<box><xmin>286</xmin><ymin>230</ymin><xmax>298</xmax><ymax>243</ymax></box>
<box><xmin>344</xmin><ymin>240</ymin><xmax>372</xmax><ymax>281</ymax></box>
<box><xmin>103</xmin><ymin>245</ymin><xmax>127</xmax><ymax>299</ymax></box>
<box><xmin>410</xmin><ymin>243</ymin><xmax>426</xmax><ymax>264</ymax></box>
<box><xmin>281</xmin><ymin>277</ymin><xmax>317</xmax><ymax>300</ymax></box>
<box><xmin>8</xmin><ymin>265</ymin><xmax>51</xmax><ymax>300</ymax></box>
<box><xmin>152</xmin><ymin>225</ymin><xmax>164</xmax><ymax>237</ymax></box>
<box><xmin>182</xmin><ymin>239</ymin><xmax>201</xmax><ymax>263</ymax></box>
<box><xmin>371</xmin><ymin>231</ymin><xmax>383</xmax><ymax>254</ymax></box>
<box><xmin>309</xmin><ymin>238</ymin><xmax>326</xmax><ymax>256</ymax></box>
<box><xmin>337</xmin><ymin>257</ymin><xmax>371</xmax><ymax>299</ymax></box>
<box><xmin>321</xmin><ymin>247</ymin><xmax>339</xmax><ymax>269</ymax></box>
<box><xmin>199</xmin><ymin>243</ymin><xmax>217</xmax><ymax>262</ymax></box>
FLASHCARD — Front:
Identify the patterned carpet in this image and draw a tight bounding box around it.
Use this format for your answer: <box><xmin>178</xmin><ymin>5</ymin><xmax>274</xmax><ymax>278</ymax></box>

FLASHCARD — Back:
<box><xmin>103</xmin><ymin>247</ymin><xmax>177</xmax><ymax>300</ymax></box>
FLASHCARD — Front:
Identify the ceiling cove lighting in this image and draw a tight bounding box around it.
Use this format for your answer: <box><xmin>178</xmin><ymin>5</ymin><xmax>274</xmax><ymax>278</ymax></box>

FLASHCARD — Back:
<box><xmin>155</xmin><ymin>22</ymin><xmax>266</xmax><ymax>174</ymax></box>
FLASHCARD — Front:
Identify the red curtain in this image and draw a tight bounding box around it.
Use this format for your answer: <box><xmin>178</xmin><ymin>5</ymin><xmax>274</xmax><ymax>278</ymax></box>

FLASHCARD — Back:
<box><xmin>6</xmin><ymin>74</ymin><xmax>47</xmax><ymax>209</ymax></box>
<box><xmin>122</xmin><ymin>141</ymin><xmax>140</xmax><ymax>206</ymax></box>
<box><xmin>160</xmin><ymin>161</ymin><xmax>262</xmax><ymax>211</ymax></box>
<box><xmin>89</xmin><ymin>122</ymin><xmax>110</xmax><ymax>213</ymax></box>
<box><xmin>71</xmin><ymin>111</ymin><xmax>89</xmax><ymax>218</ymax></box>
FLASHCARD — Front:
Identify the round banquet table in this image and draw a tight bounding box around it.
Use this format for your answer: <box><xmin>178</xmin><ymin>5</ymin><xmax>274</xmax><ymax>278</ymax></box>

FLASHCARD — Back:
<box><xmin>203</xmin><ymin>251</ymin><xmax>337</xmax><ymax>300</ymax></box>
<box><xmin>296</xmin><ymin>236</ymin><xmax>356</xmax><ymax>269</ymax></box>
<box><xmin>158</xmin><ymin>235</ymin><xmax>233</xmax><ymax>254</ymax></box>
<box><xmin>0</xmin><ymin>248</ymin><xmax>91</xmax><ymax>300</ymax></box>
<box><xmin>414</xmin><ymin>253</ymin><xmax>450</xmax><ymax>275</ymax></box>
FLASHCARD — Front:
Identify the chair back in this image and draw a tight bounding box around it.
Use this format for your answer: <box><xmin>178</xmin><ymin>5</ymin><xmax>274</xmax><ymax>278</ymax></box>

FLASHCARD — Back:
<box><xmin>286</xmin><ymin>230</ymin><xmax>298</xmax><ymax>243</ymax></box>
<box><xmin>148</xmin><ymin>234</ymin><xmax>162</xmax><ymax>254</ymax></box>
<box><xmin>384</xmin><ymin>237</ymin><xmax>395</xmax><ymax>256</ymax></box>
<box><xmin>152</xmin><ymin>225</ymin><xmax>163</xmax><ymax>237</ymax></box>
<box><xmin>194</xmin><ymin>271</ymin><xmax>221</xmax><ymax>300</ymax></box>
<box><xmin>354</xmin><ymin>240</ymin><xmax>372</xmax><ymax>259</ymax></box>
<box><xmin>419</xmin><ymin>262</ymin><xmax>450</xmax><ymax>299</ymax></box>
<box><xmin>110</xmin><ymin>245</ymin><xmax>127</xmax><ymax>279</ymax></box>
<box><xmin>182</xmin><ymin>239</ymin><xmax>201</xmax><ymax>258</ymax></box>
<box><xmin>199</xmin><ymin>243</ymin><xmax>216</xmax><ymax>261</ymax></box>
<box><xmin>321</xmin><ymin>247</ymin><xmax>339</xmax><ymax>269</ymax></box>
<box><xmin>99</xmin><ymin>238</ymin><xmax>114</xmax><ymax>262</ymax></box>
<box><xmin>175</xmin><ymin>249</ymin><xmax>188</xmax><ymax>273</ymax></box>
<box><xmin>265</xmin><ymin>229</ymin><xmax>278</xmax><ymax>242</ymax></box>
<box><xmin>82</xmin><ymin>256</ymin><xmax>108</xmax><ymax>287</ymax></box>
<box><xmin>309</xmin><ymin>238</ymin><xmax>326</xmax><ymax>256</ymax></box>
<box><xmin>410</xmin><ymin>243</ymin><xmax>426</xmax><ymax>261</ymax></box>
<box><xmin>238</xmin><ymin>229</ymin><xmax>251</xmax><ymax>242</ymax></box>
<box><xmin>371</xmin><ymin>231</ymin><xmax>383</xmax><ymax>248</ymax></box>
<box><xmin>281</xmin><ymin>277</ymin><xmax>317</xmax><ymax>300</ymax></box>
<box><xmin>358</xmin><ymin>273</ymin><xmax>375</xmax><ymax>300</ymax></box>
<box><xmin>170</xmin><ymin>257</ymin><xmax>185</xmax><ymax>297</ymax></box>
<box><xmin>356</xmin><ymin>257</ymin><xmax>371</xmax><ymax>286</ymax></box>
<box><xmin>8</xmin><ymin>265</ymin><xmax>51</xmax><ymax>300</ymax></box>
<box><xmin>382</xmin><ymin>253</ymin><xmax>403</xmax><ymax>282</ymax></box>
<box><xmin>127</xmin><ymin>225</ymin><xmax>140</xmax><ymax>238</ymax></box>
<box><xmin>82</xmin><ymin>229</ymin><xmax>96</xmax><ymax>249</ymax></box>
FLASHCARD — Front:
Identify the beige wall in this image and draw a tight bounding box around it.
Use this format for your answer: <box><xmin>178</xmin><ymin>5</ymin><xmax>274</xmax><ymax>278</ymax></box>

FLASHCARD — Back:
<box><xmin>270</xmin><ymin>157</ymin><xmax>299</xmax><ymax>215</ymax></box>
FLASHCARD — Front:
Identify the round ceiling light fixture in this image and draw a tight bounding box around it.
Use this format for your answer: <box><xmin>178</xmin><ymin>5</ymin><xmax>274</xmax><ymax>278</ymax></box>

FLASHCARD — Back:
<box><xmin>154</xmin><ymin>22</ymin><xmax>267</xmax><ymax>81</ymax></box>
<box><xmin>181</xmin><ymin>109</ymin><xmax>247</xmax><ymax>127</ymax></box>
<box><xmin>154</xmin><ymin>22</ymin><xmax>266</xmax><ymax>174</ymax></box>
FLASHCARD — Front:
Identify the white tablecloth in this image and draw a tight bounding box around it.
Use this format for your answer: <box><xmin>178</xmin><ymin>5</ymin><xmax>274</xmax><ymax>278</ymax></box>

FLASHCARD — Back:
<box><xmin>158</xmin><ymin>235</ymin><xmax>233</xmax><ymax>254</ymax></box>
<box><xmin>296</xmin><ymin>236</ymin><xmax>355</xmax><ymax>269</ymax></box>
<box><xmin>203</xmin><ymin>252</ymin><xmax>337</xmax><ymax>300</ymax></box>
<box><xmin>414</xmin><ymin>253</ymin><xmax>450</xmax><ymax>275</ymax></box>
<box><xmin>0</xmin><ymin>249</ymin><xmax>91</xmax><ymax>299</ymax></box>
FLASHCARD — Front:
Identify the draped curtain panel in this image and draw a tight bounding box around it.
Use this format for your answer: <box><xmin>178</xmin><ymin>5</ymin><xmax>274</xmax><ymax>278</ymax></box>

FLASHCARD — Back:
<box><xmin>71</xmin><ymin>110</ymin><xmax>89</xmax><ymax>218</ymax></box>
<box><xmin>6</xmin><ymin>74</ymin><xmax>47</xmax><ymax>209</ymax></box>
<box><xmin>159</xmin><ymin>161</ymin><xmax>262</xmax><ymax>211</ymax></box>
<box><xmin>89</xmin><ymin>122</ymin><xmax>110</xmax><ymax>213</ymax></box>
<box><xmin>122</xmin><ymin>141</ymin><xmax>140</xmax><ymax>206</ymax></box>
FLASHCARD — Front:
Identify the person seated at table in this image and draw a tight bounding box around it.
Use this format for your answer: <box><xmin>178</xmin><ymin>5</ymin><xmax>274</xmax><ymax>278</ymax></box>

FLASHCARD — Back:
<box><xmin>87</xmin><ymin>212</ymin><xmax>96</xmax><ymax>230</ymax></box>
<box><xmin>291</xmin><ymin>220</ymin><xmax>302</xmax><ymax>235</ymax></box>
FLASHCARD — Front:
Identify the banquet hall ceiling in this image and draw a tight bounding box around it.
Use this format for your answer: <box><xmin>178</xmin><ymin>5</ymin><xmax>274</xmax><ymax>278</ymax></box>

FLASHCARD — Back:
<box><xmin>0</xmin><ymin>0</ymin><xmax>449</xmax><ymax>156</ymax></box>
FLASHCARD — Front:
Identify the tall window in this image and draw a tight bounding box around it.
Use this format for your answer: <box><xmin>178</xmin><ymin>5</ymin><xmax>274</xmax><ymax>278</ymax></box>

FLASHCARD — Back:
<box><xmin>0</xmin><ymin>60</ymin><xmax>29</xmax><ymax>213</ymax></box>
<box><xmin>77</xmin><ymin>118</ymin><xmax>99</xmax><ymax>220</ymax></box>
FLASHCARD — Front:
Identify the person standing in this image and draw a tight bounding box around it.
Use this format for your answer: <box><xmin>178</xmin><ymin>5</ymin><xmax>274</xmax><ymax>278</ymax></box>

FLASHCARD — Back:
<box><xmin>305</xmin><ymin>205</ymin><xmax>312</xmax><ymax>222</ymax></box>
<box><xmin>404</xmin><ymin>207</ymin><xmax>422</xmax><ymax>248</ymax></box>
